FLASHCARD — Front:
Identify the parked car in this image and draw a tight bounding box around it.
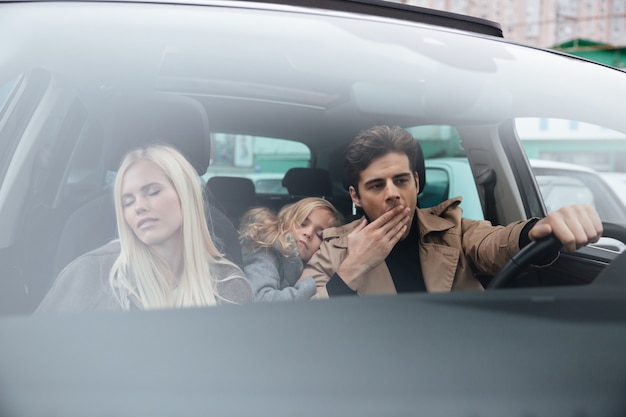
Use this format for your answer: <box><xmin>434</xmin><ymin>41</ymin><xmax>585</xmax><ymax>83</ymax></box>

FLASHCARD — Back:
<box><xmin>1</xmin><ymin>0</ymin><xmax>626</xmax><ymax>416</ymax></box>
<box><xmin>421</xmin><ymin>157</ymin><xmax>484</xmax><ymax>220</ymax></box>
<box><xmin>530</xmin><ymin>159</ymin><xmax>626</xmax><ymax>225</ymax></box>
<box><xmin>600</xmin><ymin>172</ymin><xmax>626</xmax><ymax>206</ymax></box>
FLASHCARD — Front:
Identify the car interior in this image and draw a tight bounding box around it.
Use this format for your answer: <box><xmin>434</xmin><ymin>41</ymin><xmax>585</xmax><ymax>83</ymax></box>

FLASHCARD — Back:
<box><xmin>1</xmin><ymin>2</ymin><xmax>625</xmax><ymax>319</ymax></box>
<box><xmin>0</xmin><ymin>78</ymin><xmax>621</xmax><ymax>316</ymax></box>
<box><xmin>2</xmin><ymin>4</ymin><xmax>626</xmax><ymax>417</ymax></box>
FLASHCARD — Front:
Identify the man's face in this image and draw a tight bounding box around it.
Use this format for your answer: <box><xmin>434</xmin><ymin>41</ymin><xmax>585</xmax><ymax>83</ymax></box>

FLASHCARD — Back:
<box><xmin>349</xmin><ymin>152</ymin><xmax>418</xmax><ymax>239</ymax></box>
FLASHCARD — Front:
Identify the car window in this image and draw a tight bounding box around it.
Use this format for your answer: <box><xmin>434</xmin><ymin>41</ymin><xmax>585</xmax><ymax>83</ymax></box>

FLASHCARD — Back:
<box><xmin>0</xmin><ymin>0</ymin><xmax>624</xmax><ymax>318</ymax></box>
<box><xmin>254</xmin><ymin>178</ymin><xmax>287</xmax><ymax>194</ymax></box>
<box><xmin>535</xmin><ymin>175</ymin><xmax>594</xmax><ymax>211</ymax></box>
<box><xmin>517</xmin><ymin>117</ymin><xmax>626</xmax><ymax>171</ymax></box>
<box><xmin>517</xmin><ymin>118</ymin><xmax>626</xmax><ymax>226</ymax></box>
<box><xmin>2</xmin><ymin>2</ymin><xmax>626</xmax><ymax>415</ymax></box>
<box><xmin>420</xmin><ymin>167</ymin><xmax>449</xmax><ymax>208</ymax></box>
<box><xmin>409</xmin><ymin>125</ymin><xmax>465</xmax><ymax>159</ymax></box>
<box><xmin>410</xmin><ymin>125</ymin><xmax>485</xmax><ymax>220</ymax></box>
<box><xmin>204</xmin><ymin>134</ymin><xmax>310</xmax><ymax>195</ymax></box>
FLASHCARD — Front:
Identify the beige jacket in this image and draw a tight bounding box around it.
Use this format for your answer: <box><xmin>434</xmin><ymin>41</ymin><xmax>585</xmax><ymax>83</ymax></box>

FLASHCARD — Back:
<box><xmin>300</xmin><ymin>197</ymin><xmax>531</xmax><ymax>297</ymax></box>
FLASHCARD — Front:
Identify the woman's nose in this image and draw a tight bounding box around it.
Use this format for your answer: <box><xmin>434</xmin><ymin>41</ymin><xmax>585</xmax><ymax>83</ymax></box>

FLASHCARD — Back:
<box><xmin>134</xmin><ymin>197</ymin><xmax>148</xmax><ymax>213</ymax></box>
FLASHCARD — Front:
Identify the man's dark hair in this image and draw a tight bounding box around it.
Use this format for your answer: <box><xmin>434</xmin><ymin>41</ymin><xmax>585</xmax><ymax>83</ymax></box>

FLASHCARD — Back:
<box><xmin>344</xmin><ymin>125</ymin><xmax>417</xmax><ymax>196</ymax></box>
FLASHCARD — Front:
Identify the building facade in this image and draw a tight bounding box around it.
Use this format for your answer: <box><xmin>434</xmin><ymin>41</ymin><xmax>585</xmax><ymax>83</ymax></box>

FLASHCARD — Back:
<box><xmin>404</xmin><ymin>0</ymin><xmax>626</xmax><ymax>48</ymax></box>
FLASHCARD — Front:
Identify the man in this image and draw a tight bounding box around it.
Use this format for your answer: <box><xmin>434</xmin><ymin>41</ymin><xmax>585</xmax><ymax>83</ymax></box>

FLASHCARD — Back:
<box><xmin>300</xmin><ymin>125</ymin><xmax>602</xmax><ymax>297</ymax></box>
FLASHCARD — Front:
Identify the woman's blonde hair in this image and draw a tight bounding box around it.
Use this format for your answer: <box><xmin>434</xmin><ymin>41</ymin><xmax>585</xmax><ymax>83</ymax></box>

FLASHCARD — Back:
<box><xmin>240</xmin><ymin>197</ymin><xmax>343</xmax><ymax>257</ymax></box>
<box><xmin>110</xmin><ymin>144</ymin><xmax>239</xmax><ymax>310</ymax></box>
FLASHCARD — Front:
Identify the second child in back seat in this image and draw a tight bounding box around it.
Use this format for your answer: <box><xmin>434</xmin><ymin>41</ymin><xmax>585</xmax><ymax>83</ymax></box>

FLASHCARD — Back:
<box><xmin>239</xmin><ymin>198</ymin><xmax>343</xmax><ymax>302</ymax></box>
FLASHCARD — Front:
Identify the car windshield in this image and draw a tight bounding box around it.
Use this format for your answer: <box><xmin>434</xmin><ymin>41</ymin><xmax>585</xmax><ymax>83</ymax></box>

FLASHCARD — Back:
<box><xmin>2</xmin><ymin>1</ymin><xmax>626</xmax><ymax>416</ymax></box>
<box><xmin>1</xmin><ymin>0</ymin><xmax>625</xmax><ymax>315</ymax></box>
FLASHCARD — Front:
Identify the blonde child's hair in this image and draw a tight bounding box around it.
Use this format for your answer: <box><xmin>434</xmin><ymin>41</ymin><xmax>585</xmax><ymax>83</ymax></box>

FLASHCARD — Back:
<box><xmin>239</xmin><ymin>197</ymin><xmax>343</xmax><ymax>257</ymax></box>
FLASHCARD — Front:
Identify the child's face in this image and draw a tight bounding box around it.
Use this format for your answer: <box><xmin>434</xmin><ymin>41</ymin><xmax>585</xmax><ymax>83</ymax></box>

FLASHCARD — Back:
<box><xmin>293</xmin><ymin>208</ymin><xmax>335</xmax><ymax>263</ymax></box>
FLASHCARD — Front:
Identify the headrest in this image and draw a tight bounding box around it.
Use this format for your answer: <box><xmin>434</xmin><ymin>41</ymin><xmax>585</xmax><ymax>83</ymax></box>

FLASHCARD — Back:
<box><xmin>282</xmin><ymin>168</ymin><xmax>333</xmax><ymax>196</ymax></box>
<box><xmin>206</xmin><ymin>176</ymin><xmax>255</xmax><ymax>203</ymax></box>
<box><xmin>102</xmin><ymin>93</ymin><xmax>211</xmax><ymax>175</ymax></box>
<box><xmin>205</xmin><ymin>176</ymin><xmax>256</xmax><ymax>229</ymax></box>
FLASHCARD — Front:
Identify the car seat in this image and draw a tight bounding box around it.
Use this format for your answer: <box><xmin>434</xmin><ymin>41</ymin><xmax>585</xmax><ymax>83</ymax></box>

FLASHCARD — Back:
<box><xmin>205</xmin><ymin>176</ymin><xmax>257</xmax><ymax>229</ymax></box>
<box><xmin>282</xmin><ymin>167</ymin><xmax>333</xmax><ymax>197</ymax></box>
<box><xmin>281</xmin><ymin>167</ymin><xmax>352</xmax><ymax>216</ymax></box>
<box><xmin>54</xmin><ymin>93</ymin><xmax>243</xmax><ymax>278</ymax></box>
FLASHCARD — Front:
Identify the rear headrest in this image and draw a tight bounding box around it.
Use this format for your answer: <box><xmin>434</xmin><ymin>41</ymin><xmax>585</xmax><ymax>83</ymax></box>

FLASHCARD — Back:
<box><xmin>282</xmin><ymin>168</ymin><xmax>333</xmax><ymax>196</ymax></box>
<box><xmin>205</xmin><ymin>176</ymin><xmax>256</xmax><ymax>229</ymax></box>
<box><xmin>102</xmin><ymin>93</ymin><xmax>211</xmax><ymax>175</ymax></box>
<box><xmin>206</xmin><ymin>176</ymin><xmax>256</xmax><ymax>205</ymax></box>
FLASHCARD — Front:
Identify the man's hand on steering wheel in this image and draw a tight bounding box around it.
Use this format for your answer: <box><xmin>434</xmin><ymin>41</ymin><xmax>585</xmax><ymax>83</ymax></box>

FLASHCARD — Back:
<box><xmin>488</xmin><ymin>205</ymin><xmax>604</xmax><ymax>290</ymax></box>
<box><xmin>528</xmin><ymin>204</ymin><xmax>603</xmax><ymax>252</ymax></box>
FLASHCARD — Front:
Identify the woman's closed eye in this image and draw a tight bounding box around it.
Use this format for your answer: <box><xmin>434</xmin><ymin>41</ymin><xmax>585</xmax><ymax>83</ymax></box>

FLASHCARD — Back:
<box><xmin>147</xmin><ymin>186</ymin><xmax>162</xmax><ymax>197</ymax></box>
<box><xmin>122</xmin><ymin>197</ymin><xmax>135</xmax><ymax>207</ymax></box>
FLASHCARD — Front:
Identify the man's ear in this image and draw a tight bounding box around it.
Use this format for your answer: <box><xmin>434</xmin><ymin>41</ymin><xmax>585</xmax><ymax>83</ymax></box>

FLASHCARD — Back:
<box><xmin>349</xmin><ymin>185</ymin><xmax>361</xmax><ymax>207</ymax></box>
<box><xmin>414</xmin><ymin>171</ymin><xmax>419</xmax><ymax>191</ymax></box>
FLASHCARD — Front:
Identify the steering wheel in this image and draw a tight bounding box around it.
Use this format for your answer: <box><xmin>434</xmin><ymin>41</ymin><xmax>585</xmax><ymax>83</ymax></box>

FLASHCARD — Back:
<box><xmin>487</xmin><ymin>222</ymin><xmax>626</xmax><ymax>290</ymax></box>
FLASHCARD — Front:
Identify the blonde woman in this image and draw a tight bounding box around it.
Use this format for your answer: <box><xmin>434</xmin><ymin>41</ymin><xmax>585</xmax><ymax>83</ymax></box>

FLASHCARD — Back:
<box><xmin>239</xmin><ymin>197</ymin><xmax>343</xmax><ymax>302</ymax></box>
<box><xmin>37</xmin><ymin>145</ymin><xmax>252</xmax><ymax>313</ymax></box>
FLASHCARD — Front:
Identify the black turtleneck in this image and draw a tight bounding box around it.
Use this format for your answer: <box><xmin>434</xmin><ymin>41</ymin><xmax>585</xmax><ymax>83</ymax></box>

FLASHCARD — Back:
<box><xmin>385</xmin><ymin>216</ymin><xmax>426</xmax><ymax>293</ymax></box>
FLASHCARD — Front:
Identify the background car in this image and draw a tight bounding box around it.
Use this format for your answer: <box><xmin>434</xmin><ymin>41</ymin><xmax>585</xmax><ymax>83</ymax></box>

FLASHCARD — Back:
<box><xmin>1</xmin><ymin>0</ymin><xmax>626</xmax><ymax>416</ymax></box>
<box><xmin>600</xmin><ymin>171</ymin><xmax>626</xmax><ymax>206</ymax></box>
<box><xmin>530</xmin><ymin>159</ymin><xmax>626</xmax><ymax>225</ymax></box>
<box><xmin>420</xmin><ymin>157</ymin><xmax>484</xmax><ymax>220</ymax></box>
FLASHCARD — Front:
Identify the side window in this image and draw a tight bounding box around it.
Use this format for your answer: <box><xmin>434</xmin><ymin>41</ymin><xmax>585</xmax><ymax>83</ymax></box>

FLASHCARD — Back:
<box><xmin>204</xmin><ymin>134</ymin><xmax>311</xmax><ymax>195</ymax></box>
<box><xmin>516</xmin><ymin>118</ymin><xmax>626</xmax><ymax>225</ymax></box>
<box><xmin>409</xmin><ymin>125</ymin><xmax>484</xmax><ymax>221</ymax></box>
<box><xmin>517</xmin><ymin>117</ymin><xmax>626</xmax><ymax>171</ymax></box>
<box><xmin>535</xmin><ymin>176</ymin><xmax>594</xmax><ymax>212</ymax></box>
<box><xmin>408</xmin><ymin>125</ymin><xmax>465</xmax><ymax>159</ymax></box>
<box><xmin>420</xmin><ymin>167</ymin><xmax>449</xmax><ymax>209</ymax></box>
